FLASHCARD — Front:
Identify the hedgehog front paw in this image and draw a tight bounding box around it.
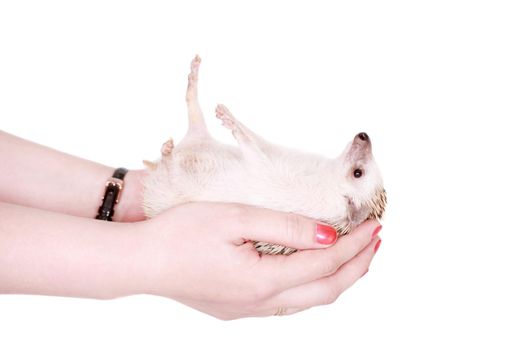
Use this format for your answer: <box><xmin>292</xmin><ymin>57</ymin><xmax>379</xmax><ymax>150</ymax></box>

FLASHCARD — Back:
<box><xmin>215</xmin><ymin>104</ymin><xmax>238</xmax><ymax>130</ymax></box>
<box><xmin>161</xmin><ymin>138</ymin><xmax>174</xmax><ymax>156</ymax></box>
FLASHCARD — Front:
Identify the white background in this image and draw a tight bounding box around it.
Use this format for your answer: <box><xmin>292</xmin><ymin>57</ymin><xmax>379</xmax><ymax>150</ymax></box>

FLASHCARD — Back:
<box><xmin>1</xmin><ymin>1</ymin><xmax>524</xmax><ymax>349</ymax></box>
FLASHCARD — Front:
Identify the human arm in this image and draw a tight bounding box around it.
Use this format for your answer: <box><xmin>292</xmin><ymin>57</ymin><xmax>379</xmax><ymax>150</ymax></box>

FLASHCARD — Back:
<box><xmin>0</xmin><ymin>201</ymin><xmax>145</xmax><ymax>299</ymax></box>
<box><xmin>0</xmin><ymin>130</ymin><xmax>145</xmax><ymax>222</ymax></box>
<box><xmin>0</xmin><ymin>201</ymin><xmax>381</xmax><ymax>319</ymax></box>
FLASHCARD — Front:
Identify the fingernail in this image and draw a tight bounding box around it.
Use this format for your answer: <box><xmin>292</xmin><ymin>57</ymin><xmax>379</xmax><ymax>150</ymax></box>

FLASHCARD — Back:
<box><xmin>361</xmin><ymin>268</ymin><xmax>369</xmax><ymax>278</ymax></box>
<box><xmin>316</xmin><ymin>223</ymin><xmax>337</xmax><ymax>245</ymax></box>
<box><xmin>374</xmin><ymin>239</ymin><xmax>382</xmax><ymax>253</ymax></box>
<box><xmin>372</xmin><ymin>225</ymin><xmax>382</xmax><ymax>238</ymax></box>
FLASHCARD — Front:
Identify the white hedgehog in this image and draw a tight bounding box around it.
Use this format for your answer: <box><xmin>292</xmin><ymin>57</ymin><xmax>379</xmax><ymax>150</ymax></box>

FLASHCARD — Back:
<box><xmin>142</xmin><ymin>56</ymin><xmax>386</xmax><ymax>255</ymax></box>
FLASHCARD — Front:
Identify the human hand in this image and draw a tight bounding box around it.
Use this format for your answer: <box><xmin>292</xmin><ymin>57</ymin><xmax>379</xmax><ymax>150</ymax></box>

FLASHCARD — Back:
<box><xmin>132</xmin><ymin>202</ymin><xmax>382</xmax><ymax>320</ymax></box>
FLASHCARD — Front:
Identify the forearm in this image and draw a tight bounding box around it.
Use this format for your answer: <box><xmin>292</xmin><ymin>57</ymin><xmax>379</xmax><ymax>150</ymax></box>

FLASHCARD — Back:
<box><xmin>0</xmin><ymin>131</ymin><xmax>145</xmax><ymax>222</ymax></box>
<box><xmin>0</xmin><ymin>202</ymin><xmax>147</xmax><ymax>299</ymax></box>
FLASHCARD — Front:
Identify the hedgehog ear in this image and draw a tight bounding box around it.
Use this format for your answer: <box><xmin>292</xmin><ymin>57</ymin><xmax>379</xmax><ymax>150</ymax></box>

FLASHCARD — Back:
<box><xmin>348</xmin><ymin>198</ymin><xmax>370</xmax><ymax>228</ymax></box>
<box><xmin>338</xmin><ymin>135</ymin><xmax>372</xmax><ymax>166</ymax></box>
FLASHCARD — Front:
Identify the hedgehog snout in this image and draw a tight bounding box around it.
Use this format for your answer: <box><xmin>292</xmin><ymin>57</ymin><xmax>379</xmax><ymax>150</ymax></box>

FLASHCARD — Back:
<box><xmin>347</xmin><ymin>132</ymin><xmax>372</xmax><ymax>163</ymax></box>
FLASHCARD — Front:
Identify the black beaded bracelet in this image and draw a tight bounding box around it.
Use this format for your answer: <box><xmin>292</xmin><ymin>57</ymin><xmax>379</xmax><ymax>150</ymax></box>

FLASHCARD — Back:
<box><xmin>95</xmin><ymin>167</ymin><xmax>128</xmax><ymax>221</ymax></box>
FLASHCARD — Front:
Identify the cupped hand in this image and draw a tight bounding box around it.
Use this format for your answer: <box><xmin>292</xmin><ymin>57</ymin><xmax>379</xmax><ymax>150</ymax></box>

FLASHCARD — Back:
<box><xmin>133</xmin><ymin>202</ymin><xmax>382</xmax><ymax>320</ymax></box>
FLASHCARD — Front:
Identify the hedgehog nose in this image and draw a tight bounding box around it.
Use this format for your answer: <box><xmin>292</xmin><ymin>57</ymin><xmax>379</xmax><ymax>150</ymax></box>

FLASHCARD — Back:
<box><xmin>357</xmin><ymin>132</ymin><xmax>369</xmax><ymax>141</ymax></box>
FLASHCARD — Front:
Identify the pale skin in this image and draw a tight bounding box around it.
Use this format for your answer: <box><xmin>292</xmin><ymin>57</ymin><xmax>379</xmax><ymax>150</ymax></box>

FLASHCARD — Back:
<box><xmin>0</xmin><ymin>58</ymin><xmax>383</xmax><ymax>319</ymax></box>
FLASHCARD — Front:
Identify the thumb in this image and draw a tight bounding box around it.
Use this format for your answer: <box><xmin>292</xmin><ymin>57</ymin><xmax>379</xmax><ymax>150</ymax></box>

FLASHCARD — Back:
<box><xmin>233</xmin><ymin>206</ymin><xmax>338</xmax><ymax>250</ymax></box>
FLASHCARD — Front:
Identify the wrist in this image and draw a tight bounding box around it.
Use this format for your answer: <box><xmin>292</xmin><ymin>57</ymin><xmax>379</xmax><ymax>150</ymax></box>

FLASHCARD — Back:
<box><xmin>100</xmin><ymin>221</ymin><xmax>154</xmax><ymax>298</ymax></box>
<box><xmin>114</xmin><ymin>220</ymin><xmax>167</xmax><ymax>298</ymax></box>
<box><xmin>113</xmin><ymin>169</ymin><xmax>147</xmax><ymax>222</ymax></box>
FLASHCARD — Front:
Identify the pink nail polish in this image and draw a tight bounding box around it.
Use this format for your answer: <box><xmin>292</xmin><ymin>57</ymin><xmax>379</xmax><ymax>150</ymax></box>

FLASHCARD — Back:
<box><xmin>316</xmin><ymin>223</ymin><xmax>337</xmax><ymax>245</ymax></box>
<box><xmin>374</xmin><ymin>239</ymin><xmax>382</xmax><ymax>253</ymax></box>
<box><xmin>372</xmin><ymin>225</ymin><xmax>382</xmax><ymax>238</ymax></box>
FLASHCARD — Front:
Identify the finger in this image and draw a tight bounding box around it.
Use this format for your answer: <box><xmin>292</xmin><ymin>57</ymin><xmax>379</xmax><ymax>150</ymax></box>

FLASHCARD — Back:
<box><xmin>257</xmin><ymin>220</ymin><xmax>382</xmax><ymax>292</ymax></box>
<box><xmin>259</xmin><ymin>306</ymin><xmax>306</xmax><ymax>317</ymax></box>
<box><xmin>228</xmin><ymin>205</ymin><xmax>339</xmax><ymax>249</ymax></box>
<box><xmin>265</xmin><ymin>236</ymin><xmax>381</xmax><ymax>310</ymax></box>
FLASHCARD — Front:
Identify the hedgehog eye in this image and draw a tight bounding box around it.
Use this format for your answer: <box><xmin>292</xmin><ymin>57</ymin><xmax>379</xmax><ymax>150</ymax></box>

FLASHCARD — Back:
<box><xmin>353</xmin><ymin>169</ymin><xmax>363</xmax><ymax>178</ymax></box>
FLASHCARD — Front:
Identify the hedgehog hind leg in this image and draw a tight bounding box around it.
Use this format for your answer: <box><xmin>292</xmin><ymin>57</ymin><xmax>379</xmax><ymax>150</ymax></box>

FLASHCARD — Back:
<box><xmin>183</xmin><ymin>55</ymin><xmax>210</xmax><ymax>141</ymax></box>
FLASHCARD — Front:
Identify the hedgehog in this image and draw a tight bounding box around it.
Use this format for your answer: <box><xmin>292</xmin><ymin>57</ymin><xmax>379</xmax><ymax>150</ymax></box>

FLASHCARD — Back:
<box><xmin>142</xmin><ymin>56</ymin><xmax>386</xmax><ymax>255</ymax></box>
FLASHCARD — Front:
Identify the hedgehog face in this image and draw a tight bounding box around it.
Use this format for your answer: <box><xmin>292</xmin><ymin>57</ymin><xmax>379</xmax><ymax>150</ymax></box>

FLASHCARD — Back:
<box><xmin>334</xmin><ymin>132</ymin><xmax>386</xmax><ymax>234</ymax></box>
